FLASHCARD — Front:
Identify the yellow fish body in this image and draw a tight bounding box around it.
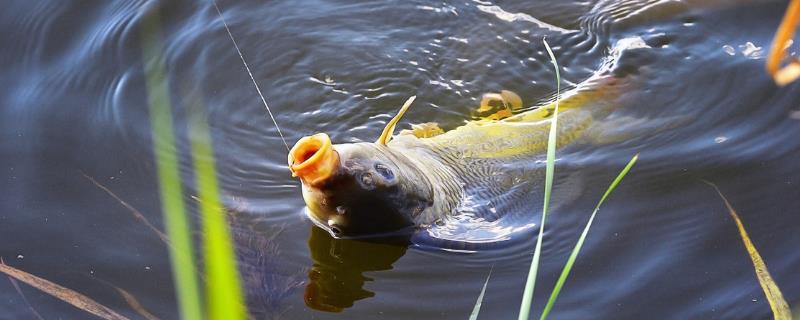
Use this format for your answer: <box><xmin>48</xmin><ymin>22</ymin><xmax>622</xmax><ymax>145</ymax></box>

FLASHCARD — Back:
<box><xmin>288</xmin><ymin>72</ymin><xmax>622</xmax><ymax>238</ymax></box>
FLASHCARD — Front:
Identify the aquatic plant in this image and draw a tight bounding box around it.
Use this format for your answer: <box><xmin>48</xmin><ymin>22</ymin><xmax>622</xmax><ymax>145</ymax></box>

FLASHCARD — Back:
<box><xmin>140</xmin><ymin>8</ymin><xmax>204</xmax><ymax>319</ymax></box>
<box><xmin>469</xmin><ymin>39</ymin><xmax>640</xmax><ymax>320</ymax></box>
<box><xmin>539</xmin><ymin>154</ymin><xmax>638</xmax><ymax>319</ymax></box>
<box><xmin>190</xmin><ymin>110</ymin><xmax>247</xmax><ymax>319</ymax></box>
<box><xmin>469</xmin><ymin>267</ymin><xmax>493</xmax><ymax>320</ymax></box>
<box><xmin>705</xmin><ymin>182</ymin><xmax>791</xmax><ymax>320</ymax></box>
<box><xmin>141</xmin><ymin>4</ymin><xmax>245</xmax><ymax>319</ymax></box>
<box><xmin>517</xmin><ymin>38</ymin><xmax>562</xmax><ymax>320</ymax></box>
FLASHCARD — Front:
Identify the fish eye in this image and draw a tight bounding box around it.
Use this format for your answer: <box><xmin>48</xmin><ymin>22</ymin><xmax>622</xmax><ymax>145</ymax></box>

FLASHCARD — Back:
<box><xmin>374</xmin><ymin>163</ymin><xmax>394</xmax><ymax>180</ymax></box>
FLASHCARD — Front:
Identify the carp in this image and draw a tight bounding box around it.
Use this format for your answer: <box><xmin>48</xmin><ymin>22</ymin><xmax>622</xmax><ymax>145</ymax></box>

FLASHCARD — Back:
<box><xmin>287</xmin><ymin>70</ymin><xmax>624</xmax><ymax>239</ymax></box>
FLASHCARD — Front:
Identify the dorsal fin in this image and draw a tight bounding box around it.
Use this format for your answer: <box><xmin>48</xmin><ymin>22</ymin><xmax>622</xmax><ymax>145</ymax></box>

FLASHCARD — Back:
<box><xmin>376</xmin><ymin>96</ymin><xmax>416</xmax><ymax>145</ymax></box>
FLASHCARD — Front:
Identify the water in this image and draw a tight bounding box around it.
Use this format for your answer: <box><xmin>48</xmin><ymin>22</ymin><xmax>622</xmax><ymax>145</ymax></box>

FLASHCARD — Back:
<box><xmin>1</xmin><ymin>0</ymin><xmax>799</xmax><ymax>319</ymax></box>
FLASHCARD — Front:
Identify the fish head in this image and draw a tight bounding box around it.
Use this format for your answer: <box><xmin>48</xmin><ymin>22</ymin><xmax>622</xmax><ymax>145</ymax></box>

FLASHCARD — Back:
<box><xmin>288</xmin><ymin>132</ymin><xmax>432</xmax><ymax>238</ymax></box>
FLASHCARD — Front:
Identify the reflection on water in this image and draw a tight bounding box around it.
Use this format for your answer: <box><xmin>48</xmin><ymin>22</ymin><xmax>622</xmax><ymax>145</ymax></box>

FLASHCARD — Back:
<box><xmin>304</xmin><ymin>226</ymin><xmax>407</xmax><ymax>312</ymax></box>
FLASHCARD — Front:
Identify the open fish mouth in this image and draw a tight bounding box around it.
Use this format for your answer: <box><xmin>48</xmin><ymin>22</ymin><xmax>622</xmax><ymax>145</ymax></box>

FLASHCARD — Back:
<box><xmin>288</xmin><ymin>133</ymin><xmax>339</xmax><ymax>186</ymax></box>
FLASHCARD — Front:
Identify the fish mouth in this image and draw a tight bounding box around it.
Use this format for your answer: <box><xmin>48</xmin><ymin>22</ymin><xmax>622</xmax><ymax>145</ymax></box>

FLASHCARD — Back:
<box><xmin>288</xmin><ymin>133</ymin><xmax>339</xmax><ymax>186</ymax></box>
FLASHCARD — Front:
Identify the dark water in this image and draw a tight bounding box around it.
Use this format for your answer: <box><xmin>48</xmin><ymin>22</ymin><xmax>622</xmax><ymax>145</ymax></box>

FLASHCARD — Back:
<box><xmin>2</xmin><ymin>0</ymin><xmax>800</xmax><ymax>319</ymax></box>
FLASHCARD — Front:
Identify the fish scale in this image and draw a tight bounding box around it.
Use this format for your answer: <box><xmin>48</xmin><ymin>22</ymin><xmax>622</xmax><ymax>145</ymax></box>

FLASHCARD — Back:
<box><xmin>289</xmin><ymin>52</ymin><xmax>628</xmax><ymax>242</ymax></box>
<box><xmin>383</xmin><ymin>75</ymin><xmax>622</xmax><ymax>247</ymax></box>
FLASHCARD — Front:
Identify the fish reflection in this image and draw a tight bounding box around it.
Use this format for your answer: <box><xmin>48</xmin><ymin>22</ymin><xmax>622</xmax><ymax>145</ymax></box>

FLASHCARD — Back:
<box><xmin>304</xmin><ymin>226</ymin><xmax>408</xmax><ymax>312</ymax></box>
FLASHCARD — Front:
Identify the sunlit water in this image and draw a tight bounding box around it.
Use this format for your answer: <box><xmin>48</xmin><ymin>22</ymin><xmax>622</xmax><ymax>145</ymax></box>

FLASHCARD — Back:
<box><xmin>2</xmin><ymin>0</ymin><xmax>799</xmax><ymax>319</ymax></box>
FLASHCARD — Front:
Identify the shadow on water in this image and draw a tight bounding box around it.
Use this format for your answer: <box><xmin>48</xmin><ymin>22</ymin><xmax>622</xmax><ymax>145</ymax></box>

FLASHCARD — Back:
<box><xmin>304</xmin><ymin>226</ymin><xmax>407</xmax><ymax>312</ymax></box>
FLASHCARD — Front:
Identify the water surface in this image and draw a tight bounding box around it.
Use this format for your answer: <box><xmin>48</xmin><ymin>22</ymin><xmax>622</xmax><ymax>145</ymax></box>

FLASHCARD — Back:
<box><xmin>1</xmin><ymin>0</ymin><xmax>799</xmax><ymax>319</ymax></box>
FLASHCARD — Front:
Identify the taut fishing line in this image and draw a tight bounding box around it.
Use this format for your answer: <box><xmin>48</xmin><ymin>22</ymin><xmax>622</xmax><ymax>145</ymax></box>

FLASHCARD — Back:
<box><xmin>212</xmin><ymin>0</ymin><xmax>291</xmax><ymax>151</ymax></box>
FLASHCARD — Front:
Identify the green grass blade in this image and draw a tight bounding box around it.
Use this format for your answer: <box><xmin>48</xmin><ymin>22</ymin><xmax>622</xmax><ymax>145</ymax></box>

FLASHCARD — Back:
<box><xmin>140</xmin><ymin>9</ymin><xmax>203</xmax><ymax>320</ymax></box>
<box><xmin>705</xmin><ymin>182</ymin><xmax>791</xmax><ymax>320</ymax></box>
<box><xmin>518</xmin><ymin>38</ymin><xmax>561</xmax><ymax>320</ymax></box>
<box><xmin>539</xmin><ymin>154</ymin><xmax>639</xmax><ymax>320</ymax></box>
<box><xmin>469</xmin><ymin>266</ymin><xmax>494</xmax><ymax>320</ymax></box>
<box><xmin>189</xmin><ymin>110</ymin><xmax>247</xmax><ymax>320</ymax></box>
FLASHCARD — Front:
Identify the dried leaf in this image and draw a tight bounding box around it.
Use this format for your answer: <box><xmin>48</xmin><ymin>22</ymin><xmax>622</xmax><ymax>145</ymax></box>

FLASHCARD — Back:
<box><xmin>766</xmin><ymin>0</ymin><xmax>800</xmax><ymax>85</ymax></box>
<box><xmin>83</xmin><ymin>173</ymin><xmax>169</xmax><ymax>244</ymax></box>
<box><xmin>706</xmin><ymin>182</ymin><xmax>791</xmax><ymax>320</ymax></box>
<box><xmin>0</xmin><ymin>259</ymin><xmax>129</xmax><ymax>320</ymax></box>
<box><xmin>112</xmin><ymin>286</ymin><xmax>160</xmax><ymax>320</ymax></box>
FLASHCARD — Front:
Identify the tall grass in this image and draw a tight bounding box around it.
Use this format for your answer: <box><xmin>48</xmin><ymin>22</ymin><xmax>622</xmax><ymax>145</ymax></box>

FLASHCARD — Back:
<box><xmin>141</xmin><ymin>4</ymin><xmax>245</xmax><ymax>319</ymax></box>
<box><xmin>469</xmin><ymin>267</ymin><xmax>493</xmax><ymax>320</ymax></box>
<box><xmin>140</xmin><ymin>9</ymin><xmax>203</xmax><ymax>320</ymax></box>
<box><xmin>539</xmin><ymin>154</ymin><xmax>638</xmax><ymax>319</ymax></box>
<box><xmin>189</xmin><ymin>109</ymin><xmax>247</xmax><ymax>319</ymax></box>
<box><xmin>517</xmin><ymin>38</ymin><xmax>562</xmax><ymax>320</ymax></box>
<box><xmin>515</xmin><ymin>39</ymin><xmax>639</xmax><ymax>320</ymax></box>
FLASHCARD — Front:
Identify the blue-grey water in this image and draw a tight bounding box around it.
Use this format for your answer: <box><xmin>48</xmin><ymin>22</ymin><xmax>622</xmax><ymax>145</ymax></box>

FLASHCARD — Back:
<box><xmin>1</xmin><ymin>0</ymin><xmax>799</xmax><ymax>319</ymax></box>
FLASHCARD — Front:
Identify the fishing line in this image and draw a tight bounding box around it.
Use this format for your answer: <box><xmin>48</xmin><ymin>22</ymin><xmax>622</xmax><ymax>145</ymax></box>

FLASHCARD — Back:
<box><xmin>212</xmin><ymin>0</ymin><xmax>291</xmax><ymax>151</ymax></box>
